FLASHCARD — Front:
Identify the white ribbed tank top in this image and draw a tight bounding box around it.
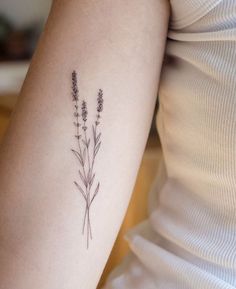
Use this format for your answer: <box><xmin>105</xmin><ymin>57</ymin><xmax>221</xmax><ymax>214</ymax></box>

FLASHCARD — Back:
<box><xmin>103</xmin><ymin>1</ymin><xmax>236</xmax><ymax>288</ymax></box>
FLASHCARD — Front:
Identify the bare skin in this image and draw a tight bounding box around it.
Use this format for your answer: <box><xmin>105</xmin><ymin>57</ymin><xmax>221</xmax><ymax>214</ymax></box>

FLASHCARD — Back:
<box><xmin>0</xmin><ymin>1</ymin><xmax>170</xmax><ymax>288</ymax></box>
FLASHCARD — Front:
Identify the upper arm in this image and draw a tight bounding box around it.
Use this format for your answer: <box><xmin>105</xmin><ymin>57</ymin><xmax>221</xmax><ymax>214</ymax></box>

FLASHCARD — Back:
<box><xmin>0</xmin><ymin>1</ymin><xmax>170</xmax><ymax>288</ymax></box>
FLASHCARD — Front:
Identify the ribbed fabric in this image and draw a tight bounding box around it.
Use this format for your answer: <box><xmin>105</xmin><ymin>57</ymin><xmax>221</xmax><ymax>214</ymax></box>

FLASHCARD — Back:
<box><xmin>169</xmin><ymin>0</ymin><xmax>223</xmax><ymax>29</ymax></box>
<box><xmin>102</xmin><ymin>0</ymin><xmax>236</xmax><ymax>288</ymax></box>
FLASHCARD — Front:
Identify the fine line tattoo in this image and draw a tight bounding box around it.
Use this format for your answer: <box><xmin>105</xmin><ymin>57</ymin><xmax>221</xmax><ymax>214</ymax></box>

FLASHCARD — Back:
<box><xmin>71</xmin><ymin>70</ymin><xmax>104</xmax><ymax>249</ymax></box>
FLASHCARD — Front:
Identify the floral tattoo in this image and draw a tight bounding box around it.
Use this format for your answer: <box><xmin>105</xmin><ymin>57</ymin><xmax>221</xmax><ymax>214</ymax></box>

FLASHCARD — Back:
<box><xmin>71</xmin><ymin>70</ymin><xmax>104</xmax><ymax>249</ymax></box>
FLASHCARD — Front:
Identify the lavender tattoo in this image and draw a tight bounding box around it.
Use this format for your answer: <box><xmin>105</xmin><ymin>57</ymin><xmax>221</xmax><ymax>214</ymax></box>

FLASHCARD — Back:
<box><xmin>71</xmin><ymin>70</ymin><xmax>104</xmax><ymax>249</ymax></box>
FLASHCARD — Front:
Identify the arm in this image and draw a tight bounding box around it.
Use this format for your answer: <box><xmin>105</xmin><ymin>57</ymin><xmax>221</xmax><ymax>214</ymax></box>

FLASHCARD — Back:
<box><xmin>0</xmin><ymin>0</ymin><xmax>170</xmax><ymax>288</ymax></box>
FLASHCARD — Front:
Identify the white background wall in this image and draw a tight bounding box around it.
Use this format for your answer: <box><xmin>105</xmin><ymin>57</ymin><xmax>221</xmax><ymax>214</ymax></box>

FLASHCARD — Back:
<box><xmin>0</xmin><ymin>0</ymin><xmax>52</xmax><ymax>28</ymax></box>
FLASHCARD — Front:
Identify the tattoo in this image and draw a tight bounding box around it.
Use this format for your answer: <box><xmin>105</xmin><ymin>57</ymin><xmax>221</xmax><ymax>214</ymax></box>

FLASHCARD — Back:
<box><xmin>71</xmin><ymin>70</ymin><xmax>104</xmax><ymax>249</ymax></box>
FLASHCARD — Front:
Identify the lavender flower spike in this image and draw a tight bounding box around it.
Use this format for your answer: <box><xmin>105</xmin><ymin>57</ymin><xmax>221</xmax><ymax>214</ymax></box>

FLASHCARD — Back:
<box><xmin>72</xmin><ymin>70</ymin><xmax>78</xmax><ymax>101</ymax></box>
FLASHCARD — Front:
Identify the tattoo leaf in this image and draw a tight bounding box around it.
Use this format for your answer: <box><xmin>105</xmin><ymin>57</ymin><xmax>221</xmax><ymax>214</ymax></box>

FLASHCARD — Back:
<box><xmin>82</xmin><ymin>147</ymin><xmax>86</xmax><ymax>162</ymax></box>
<box><xmin>92</xmin><ymin>125</ymin><xmax>96</xmax><ymax>144</ymax></box>
<box><xmin>95</xmin><ymin>141</ymin><xmax>101</xmax><ymax>156</ymax></box>
<box><xmin>90</xmin><ymin>182</ymin><xmax>100</xmax><ymax>205</ymax></box>
<box><xmin>71</xmin><ymin>149</ymin><xmax>84</xmax><ymax>166</ymax></box>
<box><xmin>74</xmin><ymin>181</ymin><xmax>87</xmax><ymax>200</ymax></box>
<box><xmin>79</xmin><ymin>169</ymin><xmax>87</xmax><ymax>187</ymax></box>
<box><xmin>87</xmin><ymin>138</ymin><xmax>90</xmax><ymax>148</ymax></box>
<box><xmin>89</xmin><ymin>173</ymin><xmax>95</xmax><ymax>187</ymax></box>
<box><xmin>96</xmin><ymin>132</ymin><xmax>101</xmax><ymax>143</ymax></box>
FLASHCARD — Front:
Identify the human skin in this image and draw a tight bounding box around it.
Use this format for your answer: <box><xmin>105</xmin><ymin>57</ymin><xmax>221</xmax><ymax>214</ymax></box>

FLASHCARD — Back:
<box><xmin>0</xmin><ymin>0</ymin><xmax>170</xmax><ymax>288</ymax></box>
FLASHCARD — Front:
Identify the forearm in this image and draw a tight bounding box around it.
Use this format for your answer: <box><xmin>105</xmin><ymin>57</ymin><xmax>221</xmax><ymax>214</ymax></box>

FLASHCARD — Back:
<box><xmin>0</xmin><ymin>0</ymin><xmax>169</xmax><ymax>288</ymax></box>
